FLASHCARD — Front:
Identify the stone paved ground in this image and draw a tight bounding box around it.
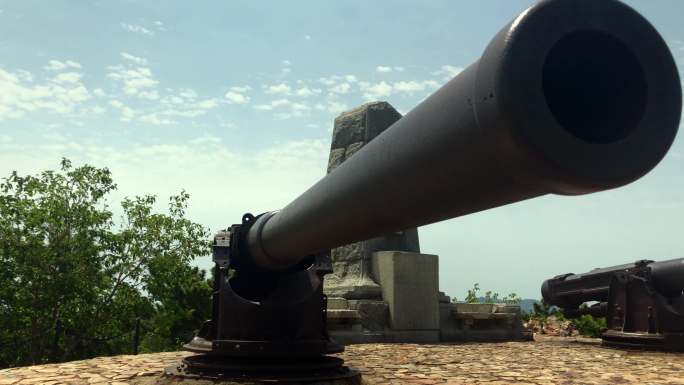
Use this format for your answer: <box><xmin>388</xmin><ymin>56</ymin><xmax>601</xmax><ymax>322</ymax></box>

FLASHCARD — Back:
<box><xmin>2</xmin><ymin>336</ymin><xmax>684</xmax><ymax>384</ymax></box>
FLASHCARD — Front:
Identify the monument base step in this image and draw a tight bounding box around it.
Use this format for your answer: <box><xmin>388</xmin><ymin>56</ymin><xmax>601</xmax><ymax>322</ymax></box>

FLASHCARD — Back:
<box><xmin>329</xmin><ymin>330</ymin><xmax>441</xmax><ymax>345</ymax></box>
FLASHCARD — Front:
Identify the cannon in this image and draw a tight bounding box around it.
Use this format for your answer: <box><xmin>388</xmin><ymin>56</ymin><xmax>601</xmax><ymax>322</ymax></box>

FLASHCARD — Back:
<box><xmin>169</xmin><ymin>0</ymin><xmax>681</xmax><ymax>381</ymax></box>
<box><xmin>542</xmin><ymin>258</ymin><xmax>684</xmax><ymax>351</ymax></box>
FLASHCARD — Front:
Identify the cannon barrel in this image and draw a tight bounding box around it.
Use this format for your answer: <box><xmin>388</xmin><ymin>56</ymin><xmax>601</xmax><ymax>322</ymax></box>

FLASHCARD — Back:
<box><xmin>540</xmin><ymin>258</ymin><xmax>684</xmax><ymax>350</ymax></box>
<box><xmin>247</xmin><ymin>0</ymin><xmax>681</xmax><ymax>270</ymax></box>
<box><xmin>541</xmin><ymin>258</ymin><xmax>684</xmax><ymax>309</ymax></box>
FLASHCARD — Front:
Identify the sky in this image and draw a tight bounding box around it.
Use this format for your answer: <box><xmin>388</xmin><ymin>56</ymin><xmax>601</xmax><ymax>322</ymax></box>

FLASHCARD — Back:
<box><xmin>0</xmin><ymin>0</ymin><xmax>683</xmax><ymax>300</ymax></box>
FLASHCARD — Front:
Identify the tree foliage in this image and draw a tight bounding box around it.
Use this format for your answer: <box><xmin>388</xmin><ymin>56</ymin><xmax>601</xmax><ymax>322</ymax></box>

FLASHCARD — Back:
<box><xmin>570</xmin><ymin>314</ymin><xmax>607</xmax><ymax>338</ymax></box>
<box><xmin>0</xmin><ymin>159</ymin><xmax>212</xmax><ymax>368</ymax></box>
<box><xmin>453</xmin><ymin>283</ymin><xmax>521</xmax><ymax>304</ymax></box>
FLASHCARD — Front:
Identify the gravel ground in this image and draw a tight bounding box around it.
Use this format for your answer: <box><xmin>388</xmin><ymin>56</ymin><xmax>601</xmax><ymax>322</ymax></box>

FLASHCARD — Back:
<box><xmin>2</xmin><ymin>336</ymin><xmax>684</xmax><ymax>385</ymax></box>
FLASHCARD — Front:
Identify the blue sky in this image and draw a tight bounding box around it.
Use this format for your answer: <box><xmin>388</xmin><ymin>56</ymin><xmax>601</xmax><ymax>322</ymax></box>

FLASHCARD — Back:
<box><xmin>0</xmin><ymin>0</ymin><xmax>683</xmax><ymax>299</ymax></box>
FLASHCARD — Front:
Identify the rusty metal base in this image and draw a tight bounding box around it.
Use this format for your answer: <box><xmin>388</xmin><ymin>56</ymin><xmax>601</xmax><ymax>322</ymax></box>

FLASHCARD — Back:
<box><xmin>164</xmin><ymin>354</ymin><xmax>361</xmax><ymax>383</ymax></box>
<box><xmin>602</xmin><ymin>331</ymin><xmax>684</xmax><ymax>352</ymax></box>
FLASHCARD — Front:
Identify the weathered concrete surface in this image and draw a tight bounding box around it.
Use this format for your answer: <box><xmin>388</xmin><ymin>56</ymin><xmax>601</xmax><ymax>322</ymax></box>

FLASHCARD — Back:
<box><xmin>372</xmin><ymin>251</ymin><xmax>440</xmax><ymax>333</ymax></box>
<box><xmin>440</xmin><ymin>302</ymin><xmax>530</xmax><ymax>342</ymax></box>
<box><xmin>3</xmin><ymin>335</ymin><xmax>684</xmax><ymax>384</ymax></box>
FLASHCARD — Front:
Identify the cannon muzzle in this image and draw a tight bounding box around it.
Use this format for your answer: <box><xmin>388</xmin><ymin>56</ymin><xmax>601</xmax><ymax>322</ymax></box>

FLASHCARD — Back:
<box><xmin>248</xmin><ymin>0</ymin><xmax>681</xmax><ymax>270</ymax></box>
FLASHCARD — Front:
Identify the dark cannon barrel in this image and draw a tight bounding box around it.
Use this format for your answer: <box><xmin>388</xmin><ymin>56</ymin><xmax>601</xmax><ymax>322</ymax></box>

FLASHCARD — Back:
<box><xmin>247</xmin><ymin>0</ymin><xmax>681</xmax><ymax>270</ymax></box>
<box><xmin>649</xmin><ymin>258</ymin><xmax>684</xmax><ymax>297</ymax></box>
<box><xmin>541</xmin><ymin>257</ymin><xmax>684</xmax><ymax>309</ymax></box>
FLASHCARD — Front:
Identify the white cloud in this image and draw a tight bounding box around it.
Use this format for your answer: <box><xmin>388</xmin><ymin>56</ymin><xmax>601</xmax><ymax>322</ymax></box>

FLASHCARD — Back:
<box><xmin>44</xmin><ymin>60</ymin><xmax>82</xmax><ymax>71</ymax></box>
<box><xmin>121</xmin><ymin>52</ymin><xmax>148</xmax><ymax>66</ymax></box>
<box><xmin>65</xmin><ymin>60</ymin><xmax>81</xmax><ymax>69</ymax></box>
<box><xmin>139</xmin><ymin>113</ymin><xmax>176</xmax><ymax>125</ymax></box>
<box><xmin>93</xmin><ymin>88</ymin><xmax>106</xmax><ymax>97</ymax></box>
<box><xmin>326</xmin><ymin>102</ymin><xmax>348</xmax><ymax>114</ymax></box>
<box><xmin>89</xmin><ymin>105</ymin><xmax>106</xmax><ymax>114</ymax></box>
<box><xmin>225</xmin><ymin>91</ymin><xmax>250</xmax><ymax>104</ymax></box>
<box><xmin>109</xmin><ymin>99</ymin><xmax>137</xmax><ymax>121</ymax></box>
<box><xmin>280</xmin><ymin>60</ymin><xmax>292</xmax><ymax>75</ymax></box>
<box><xmin>294</xmin><ymin>86</ymin><xmax>320</xmax><ymax>97</ymax></box>
<box><xmin>160</xmin><ymin>108</ymin><xmax>208</xmax><ymax>118</ymax></box>
<box><xmin>376</xmin><ymin>65</ymin><xmax>404</xmax><ymax>73</ymax></box>
<box><xmin>159</xmin><ymin>94</ymin><xmax>187</xmax><ymax>106</ymax></box>
<box><xmin>319</xmin><ymin>74</ymin><xmax>358</xmax><ymax>87</ymax></box>
<box><xmin>345</xmin><ymin>75</ymin><xmax>357</xmax><ymax>83</ymax></box>
<box><xmin>318</xmin><ymin>76</ymin><xmax>337</xmax><ymax>86</ymax></box>
<box><xmin>0</xmin><ymin>66</ymin><xmax>92</xmax><ymax>120</ymax></box>
<box><xmin>120</xmin><ymin>22</ymin><xmax>154</xmax><ymax>36</ymax></box>
<box><xmin>107</xmin><ymin>64</ymin><xmax>158</xmax><ymax>97</ymax></box>
<box><xmin>438</xmin><ymin>65</ymin><xmax>463</xmax><ymax>79</ymax></box>
<box><xmin>360</xmin><ymin>81</ymin><xmax>393</xmax><ymax>99</ymax></box>
<box><xmin>329</xmin><ymin>83</ymin><xmax>350</xmax><ymax>94</ymax></box>
<box><xmin>195</xmin><ymin>98</ymin><xmax>219</xmax><ymax>110</ymax></box>
<box><xmin>179</xmin><ymin>89</ymin><xmax>198</xmax><ymax>99</ymax></box>
<box><xmin>393</xmin><ymin>80</ymin><xmax>439</xmax><ymax>93</ymax></box>
<box><xmin>254</xmin><ymin>98</ymin><xmax>311</xmax><ymax>118</ymax></box>
<box><xmin>61</xmin><ymin>86</ymin><xmax>91</xmax><ymax>103</ymax></box>
<box><xmin>51</xmin><ymin>72</ymin><xmax>82</xmax><ymax>84</ymax></box>
<box><xmin>266</xmin><ymin>83</ymin><xmax>291</xmax><ymax>95</ymax></box>
<box><xmin>153</xmin><ymin>20</ymin><xmax>166</xmax><ymax>31</ymax></box>
<box><xmin>314</xmin><ymin>102</ymin><xmax>348</xmax><ymax>114</ymax></box>
<box><xmin>14</xmin><ymin>70</ymin><xmax>33</xmax><ymax>82</ymax></box>
<box><xmin>359</xmin><ymin>79</ymin><xmax>440</xmax><ymax>100</ymax></box>
<box><xmin>225</xmin><ymin>86</ymin><xmax>251</xmax><ymax>104</ymax></box>
<box><xmin>189</xmin><ymin>135</ymin><xmax>222</xmax><ymax>146</ymax></box>
<box><xmin>230</xmin><ymin>85</ymin><xmax>251</xmax><ymax>93</ymax></box>
<box><xmin>153</xmin><ymin>98</ymin><xmax>220</xmax><ymax>118</ymax></box>
<box><xmin>138</xmin><ymin>90</ymin><xmax>159</xmax><ymax>100</ymax></box>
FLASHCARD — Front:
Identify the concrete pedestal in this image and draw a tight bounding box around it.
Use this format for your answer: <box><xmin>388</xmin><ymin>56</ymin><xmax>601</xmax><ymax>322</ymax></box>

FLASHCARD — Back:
<box><xmin>372</xmin><ymin>251</ymin><xmax>440</xmax><ymax>342</ymax></box>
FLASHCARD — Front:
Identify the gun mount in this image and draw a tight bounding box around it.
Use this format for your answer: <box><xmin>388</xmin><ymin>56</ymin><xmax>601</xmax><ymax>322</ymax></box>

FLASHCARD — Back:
<box><xmin>170</xmin><ymin>0</ymin><xmax>681</xmax><ymax>381</ymax></box>
<box><xmin>542</xmin><ymin>258</ymin><xmax>684</xmax><ymax>351</ymax></box>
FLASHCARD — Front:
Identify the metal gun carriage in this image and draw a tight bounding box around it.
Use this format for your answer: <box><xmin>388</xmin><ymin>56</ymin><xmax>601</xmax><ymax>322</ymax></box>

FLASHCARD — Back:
<box><xmin>168</xmin><ymin>0</ymin><xmax>682</xmax><ymax>381</ymax></box>
<box><xmin>542</xmin><ymin>258</ymin><xmax>684</xmax><ymax>350</ymax></box>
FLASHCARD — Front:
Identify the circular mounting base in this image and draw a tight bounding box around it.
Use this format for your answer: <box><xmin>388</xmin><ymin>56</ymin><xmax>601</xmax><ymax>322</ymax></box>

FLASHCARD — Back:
<box><xmin>183</xmin><ymin>336</ymin><xmax>344</xmax><ymax>357</ymax></box>
<box><xmin>602</xmin><ymin>331</ymin><xmax>684</xmax><ymax>352</ymax></box>
<box><xmin>164</xmin><ymin>354</ymin><xmax>361</xmax><ymax>383</ymax></box>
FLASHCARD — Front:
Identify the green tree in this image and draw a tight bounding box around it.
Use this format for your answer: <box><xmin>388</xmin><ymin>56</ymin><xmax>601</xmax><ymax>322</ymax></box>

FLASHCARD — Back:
<box><xmin>453</xmin><ymin>283</ymin><xmax>521</xmax><ymax>305</ymax></box>
<box><xmin>571</xmin><ymin>314</ymin><xmax>607</xmax><ymax>338</ymax></box>
<box><xmin>0</xmin><ymin>159</ymin><xmax>211</xmax><ymax>368</ymax></box>
<box><xmin>532</xmin><ymin>299</ymin><xmax>561</xmax><ymax>319</ymax></box>
<box><xmin>464</xmin><ymin>283</ymin><xmax>480</xmax><ymax>303</ymax></box>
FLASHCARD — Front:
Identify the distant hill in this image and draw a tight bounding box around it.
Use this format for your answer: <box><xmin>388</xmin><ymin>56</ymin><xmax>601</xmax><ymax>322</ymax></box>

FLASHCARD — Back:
<box><xmin>519</xmin><ymin>299</ymin><xmax>539</xmax><ymax>314</ymax></box>
<box><xmin>471</xmin><ymin>297</ymin><xmax>540</xmax><ymax>314</ymax></box>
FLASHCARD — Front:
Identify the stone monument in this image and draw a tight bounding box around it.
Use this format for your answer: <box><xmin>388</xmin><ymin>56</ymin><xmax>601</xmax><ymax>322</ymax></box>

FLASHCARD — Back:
<box><xmin>324</xmin><ymin>101</ymin><xmax>529</xmax><ymax>344</ymax></box>
<box><xmin>324</xmin><ymin>101</ymin><xmax>420</xmax><ymax>300</ymax></box>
